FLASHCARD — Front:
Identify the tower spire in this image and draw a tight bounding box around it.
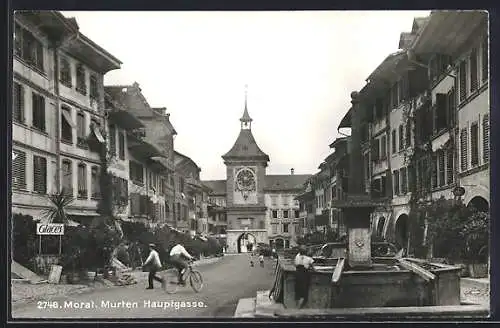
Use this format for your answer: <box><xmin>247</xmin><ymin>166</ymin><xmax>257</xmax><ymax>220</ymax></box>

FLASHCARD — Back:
<box><xmin>240</xmin><ymin>84</ymin><xmax>252</xmax><ymax>129</ymax></box>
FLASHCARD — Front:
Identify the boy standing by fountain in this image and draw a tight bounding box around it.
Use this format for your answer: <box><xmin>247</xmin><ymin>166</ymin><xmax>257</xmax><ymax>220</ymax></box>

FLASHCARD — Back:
<box><xmin>294</xmin><ymin>245</ymin><xmax>314</xmax><ymax>308</ymax></box>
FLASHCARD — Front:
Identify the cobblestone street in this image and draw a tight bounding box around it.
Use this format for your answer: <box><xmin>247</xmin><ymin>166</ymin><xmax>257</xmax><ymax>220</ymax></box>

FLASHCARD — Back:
<box><xmin>12</xmin><ymin>254</ymin><xmax>276</xmax><ymax>318</ymax></box>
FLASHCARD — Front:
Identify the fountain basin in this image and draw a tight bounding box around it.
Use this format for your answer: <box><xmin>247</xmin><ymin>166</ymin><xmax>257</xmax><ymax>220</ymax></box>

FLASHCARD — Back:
<box><xmin>276</xmin><ymin>258</ymin><xmax>462</xmax><ymax>309</ymax></box>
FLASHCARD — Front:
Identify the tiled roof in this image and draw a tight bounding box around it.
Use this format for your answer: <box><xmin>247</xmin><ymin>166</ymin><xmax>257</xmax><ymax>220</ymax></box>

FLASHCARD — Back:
<box><xmin>222</xmin><ymin>129</ymin><xmax>269</xmax><ymax>161</ymax></box>
<box><xmin>202</xmin><ymin>174</ymin><xmax>311</xmax><ymax>194</ymax></box>
<box><xmin>202</xmin><ymin>180</ymin><xmax>227</xmax><ymax>195</ymax></box>
<box><xmin>264</xmin><ymin>174</ymin><xmax>312</xmax><ymax>191</ymax></box>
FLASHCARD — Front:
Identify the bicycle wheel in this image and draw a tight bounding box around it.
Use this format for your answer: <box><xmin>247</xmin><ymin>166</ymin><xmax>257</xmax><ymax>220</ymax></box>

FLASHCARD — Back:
<box><xmin>163</xmin><ymin>269</ymin><xmax>179</xmax><ymax>294</ymax></box>
<box><xmin>189</xmin><ymin>270</ymin><xmax>203</xmax><ymax>293</ymax></box>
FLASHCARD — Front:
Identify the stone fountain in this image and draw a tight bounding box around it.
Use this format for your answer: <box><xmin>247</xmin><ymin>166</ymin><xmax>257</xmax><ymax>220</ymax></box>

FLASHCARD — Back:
<box><xmin>241</xmin><ymin>91</ymin><xmax>488</xmax><ymax>319</ymax></box>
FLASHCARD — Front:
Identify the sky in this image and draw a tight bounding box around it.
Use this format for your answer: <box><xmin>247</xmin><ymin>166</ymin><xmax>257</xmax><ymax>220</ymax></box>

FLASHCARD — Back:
<box><xmin>62</xmin><ymin>10</ymin><xmax>430</xmax><ymax>181</ymax></box>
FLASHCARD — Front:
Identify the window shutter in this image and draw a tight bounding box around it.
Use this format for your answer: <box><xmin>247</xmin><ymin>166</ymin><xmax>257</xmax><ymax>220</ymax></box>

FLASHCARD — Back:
<box><xmin>438</xmin><ymin>151</ymin><xmax>445</xmax><ymax>187</ymax></box>
<box><xmin>33</xmin><ymin>156</ymin><xmax>47</xmax><ymax>194</ymax></box>
<box><xmin>431</xmin><ymin>154</ymin><xmax>438</xmax><ymax>189</ymax></box>
<box><xmin>436</xmin><ymin>93</ymin><xmax>447</xmax><ymax>131</ymax></box>
<box><xmin>470</xmin><ymin>48</ymin><xmax>478</xmax><ymax>92</ymax></box>
<box><xmin>446</xmin><ymin>150</ymin><xmax>454</xmax><ymax>185</ymax></box>
<box><xmin>482</xmin><ymin>37</ymin><xmax>488</xmax><ymax>82</ymax></box>
<box><xmin>405</xmin><ymin>120</ymin><xmax>411</xmax><ymax>148</ymax></box>
<box><xmin>12</xmin><ymin>150</ymin><xmax>26</xmax><ymax>189</ymax></box>
<box><xmin>459</xmin><ymin>61</ymin><xmax>467</xmax><ymax>102</ymax></box>
<box><xmin>13</xmin><ymin>83</ymin><xmax>24</xmax><ymax>123</ymax></box>
<box><xmin>483</xmin><ymin>114</ymin><xmax>490</xmax><ymax>163</ymax></box>
<box><xmin>447</xmin><ymin>88</ymin><xmax>455</xmax><ymax>127</ymax></box>
<box><xmin>471</xmin><ymin>123</ymin><xmax>479</xmax><ymax>166</ymax></box>
<box><xmin>392</xmin><ymin>129</ymin><xmax>397</xmax><ymax>153</ymax></box>
<box><xmin>460</xmin><ymin>128</ymin><xmax>468</xmax><ymax>171</ymax></box>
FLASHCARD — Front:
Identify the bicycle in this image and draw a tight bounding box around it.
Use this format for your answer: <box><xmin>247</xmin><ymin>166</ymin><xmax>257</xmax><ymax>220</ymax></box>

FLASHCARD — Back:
<box><xmin>163</xmin><ymin>260</ymin><xmax>204</xmax><ymax>294</ymax></box>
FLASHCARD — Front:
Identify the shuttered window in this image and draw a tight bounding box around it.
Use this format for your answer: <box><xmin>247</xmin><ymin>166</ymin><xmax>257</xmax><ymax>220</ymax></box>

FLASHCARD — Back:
<box><xmin>61</xmin><ymin>106</ymin><xmax>73</xmax><ymax>143</ymax></box>
<box><xmin>32</xmin><ymin>92</ymin><xmax>46</xmax><ymax>132</ymax></box>
<box><xmin>12</xmin><ymin>150</ymin><xmax>26</xmax><ymax>189</ymax></box>
<box><xmin>380</xmin><ymin>135</ymin><xmax>387</xmax><ymax>159</ymax></box>
<box><xmin>482</xmin><ymin>37</ymin><xmax>488</xmax><ymax>82</ymax></box>
<box><xmin>400</xmin><ymin>167</ymin><xmax>407</xmax><ymax>194</ymax></box>
<box><xmin>109</xmin><ymin>125</ymin><xmax>116</xmax><ymax>157</ymax></box>
<box><xmin>91</xmin><ymin>166</ymin><xmax>100</xmax><ymax>198</ymax></box>
<box><xmin>60</xmin><ymin>57</ymin><xmax>72</xmax><ymax>87</ymax></box>
<box><xmin>393</xmin><ymin>170</ymin><xmax>399</xmax><ymax>195</ymax></box>
<box><xmin>77</xmin><ymin>163</ymin><xmax>87</xmax><ymax>198</ymax></box>
<box><xmin>438</xmin><ymin>151</ymin><xmax>445</xmax><ymax>187</ymax></box>
<box><xmin>89</xmin><ymin>75</ymin><xmax>98</xmax><ymax>99</ymax></box>
<box><xmin>77</xmin><ymin>112</ymin><xmax>86</xmax><ymax>147</ymax></box>
<box><xmin>62</xmin><ymin>159</ymin><xmax>73</xmax><ymax>195</ymax></box>
<box><xmin>435</xmin><ymin>93</ymin><xmax>447</xmax><ymax>133</ymax></box>
<box><xmin>447</xmin><ymin>88</ymin><xmax>455</xmax><ymax>127</ymax></box>
<box><xmin>392</xmin><ymin>129</ymin><xmax>397</xmax><ymax>153</ymax></box>
<box><xmin>431</xmin><ymin>154</ymin><xmax>438</xmax><ymax>189</ymax></box>
<box><xmin>470</xmin><ymin>48</ymin><xmax>478</xmax><ymax>92</ymax></box>
<box><xmin>470</xmin><ymin>122</ymin><xmax>479</xmax><ymax>167</ymax></box>
<box><xmin>33</xmin><ymin>155</ymin><xmax>47</xmax><ymax>194</ymax></box>
<box><xmin>460</xmin><ymin>128</ymin><xmax>468</xmax><ymax>171</ymax></box>
<box><xmin>118</xmin><ymin>132</ymin><xmax>125</xmax><ymax>160</ymax></box>
<box><xmin>405</xmin><ymin>121</ymin><xmax>411</xmax><ymax>148</ymax></box>
<box><xmin>13</xmin><ymin>82</ymin><xmax>24</xmax><ymax>123</ymax></box>
<box><xmin>459</xmin><ymin>61</ymin><xmax>467</xmax><ymax>102</ymax></box>
<box><xmin>446</xmin><ymin>149</ymin><xmax>454</xmax><ymax>185</ymax></box>
<box><xmin>129</xmin><ymin>193</ymin><xmax>139</xmax><ymax>215</ymax></box>
<box><xmin>398</xmin><ymin>125</ymin><xmax>404</xmax><ymax>150</ymax></box>
<box><xmin>15</xmin><ymin>24</ymin><xmax>44</xmax><ymax>71</ymax></box>
<box><xmin>483</xmin><ymin>114</ymin><xmax>489</xmax><ymax>163</ymax></box>
<box><xmin>76</xmin><ymin>64</ymin><xmax>87</xmax><ymax>95</ymax></box>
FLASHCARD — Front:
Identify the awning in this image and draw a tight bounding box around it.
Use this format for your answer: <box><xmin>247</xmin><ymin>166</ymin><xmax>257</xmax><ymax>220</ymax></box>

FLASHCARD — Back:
<box><xmin>107</xmin><ymin>108</ymin><xmax>144</xmax><ymax>130</ymax></box>
<box><xmin>92</xmin><ymin>124</ymin><xmax>105</xmax><ymax>143</ymax></box>
<box><xmin>338</xmin><ymin>108</ymin><xmax>352</xmax><ymax>129</ymax></box>
<box><xmin>128</xmin><ymin>134</ymin><xmax>165</xmax><ymax>159</ymax></box>
<box><xmin>431</xmin><ymin>130</ymin><xmax>451</xmax><ymax>152</ymax></box>
<box><xmin>62</xmin><ymin>110</ymin><xmax>76</xmax><ymax>128</ymax></box>
<box><xmin>66</xmin><ymin>209</ymin><xmax>99</xmax><ymax>217</ymax></box>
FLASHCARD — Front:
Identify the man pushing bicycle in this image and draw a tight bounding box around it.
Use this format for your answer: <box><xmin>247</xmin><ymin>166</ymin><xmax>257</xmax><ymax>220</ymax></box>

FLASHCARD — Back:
<box><xmin>169</xmin><ymin>243</ymin><xmax>194</xmax><ymax>285</ymax></box>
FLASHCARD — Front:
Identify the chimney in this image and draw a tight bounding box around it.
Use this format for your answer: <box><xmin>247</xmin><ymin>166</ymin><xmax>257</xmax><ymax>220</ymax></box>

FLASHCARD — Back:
<box><xmin>291</xmin><ymin>168</ymin><xmax>294</xmax><ymax>175</ymax></box>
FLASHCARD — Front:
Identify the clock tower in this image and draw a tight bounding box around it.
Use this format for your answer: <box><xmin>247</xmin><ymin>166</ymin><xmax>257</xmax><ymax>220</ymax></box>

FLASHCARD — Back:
<box><xmin>222</xmin><ymin>86</ymin><xmax>269</xmax><ymax>253</ymax></box>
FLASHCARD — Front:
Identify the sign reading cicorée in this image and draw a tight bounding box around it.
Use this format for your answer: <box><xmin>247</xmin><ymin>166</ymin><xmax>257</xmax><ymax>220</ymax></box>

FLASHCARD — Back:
<box><xmin>36</xmin><ymin>223</ymin><xmax>64</xmax><ymax>235</ymax></box>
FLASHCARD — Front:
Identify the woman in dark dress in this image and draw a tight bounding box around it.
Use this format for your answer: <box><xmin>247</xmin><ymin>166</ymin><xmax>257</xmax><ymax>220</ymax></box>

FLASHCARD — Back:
<box><xmin>294</xmin><ymin>245</ymin><xmax>315</xmax><ymax>308</ymax></box>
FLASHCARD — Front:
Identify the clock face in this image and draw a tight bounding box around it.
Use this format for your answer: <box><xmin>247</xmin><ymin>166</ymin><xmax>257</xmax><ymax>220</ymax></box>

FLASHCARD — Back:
<box><xmin>236</xmin><ymin>168</ymin><xmax>256</xmax><ymax>191</ymax></box>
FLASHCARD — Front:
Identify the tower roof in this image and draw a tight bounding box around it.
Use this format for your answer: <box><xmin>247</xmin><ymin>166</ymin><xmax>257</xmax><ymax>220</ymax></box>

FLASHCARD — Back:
<box><xmin>240</xmin><ymin>85</ymin><xmax>252</xmax><ymax>123</ymax></box>
<box><xmin>222</xmin><ymin>129</ymin><xmax>269</xmax><ymax>161</ymax></box>
<box><xmin>240</xmin><ymin>105</ymin><xmax>252</xmax><ymax>123</ymax></box>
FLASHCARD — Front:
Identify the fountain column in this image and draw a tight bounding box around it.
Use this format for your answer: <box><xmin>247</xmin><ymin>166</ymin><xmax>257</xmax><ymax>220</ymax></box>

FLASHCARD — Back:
<box><xmin>333</xmin><ymin>91</ymin><xmax>378</xmax><ymax>269</ymax></box>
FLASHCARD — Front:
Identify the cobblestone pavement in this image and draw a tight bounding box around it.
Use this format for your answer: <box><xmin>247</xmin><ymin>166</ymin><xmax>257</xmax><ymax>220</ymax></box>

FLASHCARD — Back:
<box><xmin>11</xmin><ymin>254</ymin><xmax>275</xmax><ymax>318</ymax></box>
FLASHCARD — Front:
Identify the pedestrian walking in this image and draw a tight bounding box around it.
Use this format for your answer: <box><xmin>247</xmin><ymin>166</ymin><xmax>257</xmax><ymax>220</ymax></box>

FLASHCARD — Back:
<box><xmin>143</xmin><ymin>243</ymin><xmax>165</xmax><ymax>290</ymax></box>
<box><xmin>259</xmin><ymin>254</ymin><xmax>264</xmax><ymax>267</ymax></box>
<box><xmin>250</xmin><ymin>253</ymin><xmax>254</xmax><ymax>267</ymax></box>
<box><xmin>294</xmin><ymin>245</ymin><xmax>315</xmax><ymax>308</ymax></box>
